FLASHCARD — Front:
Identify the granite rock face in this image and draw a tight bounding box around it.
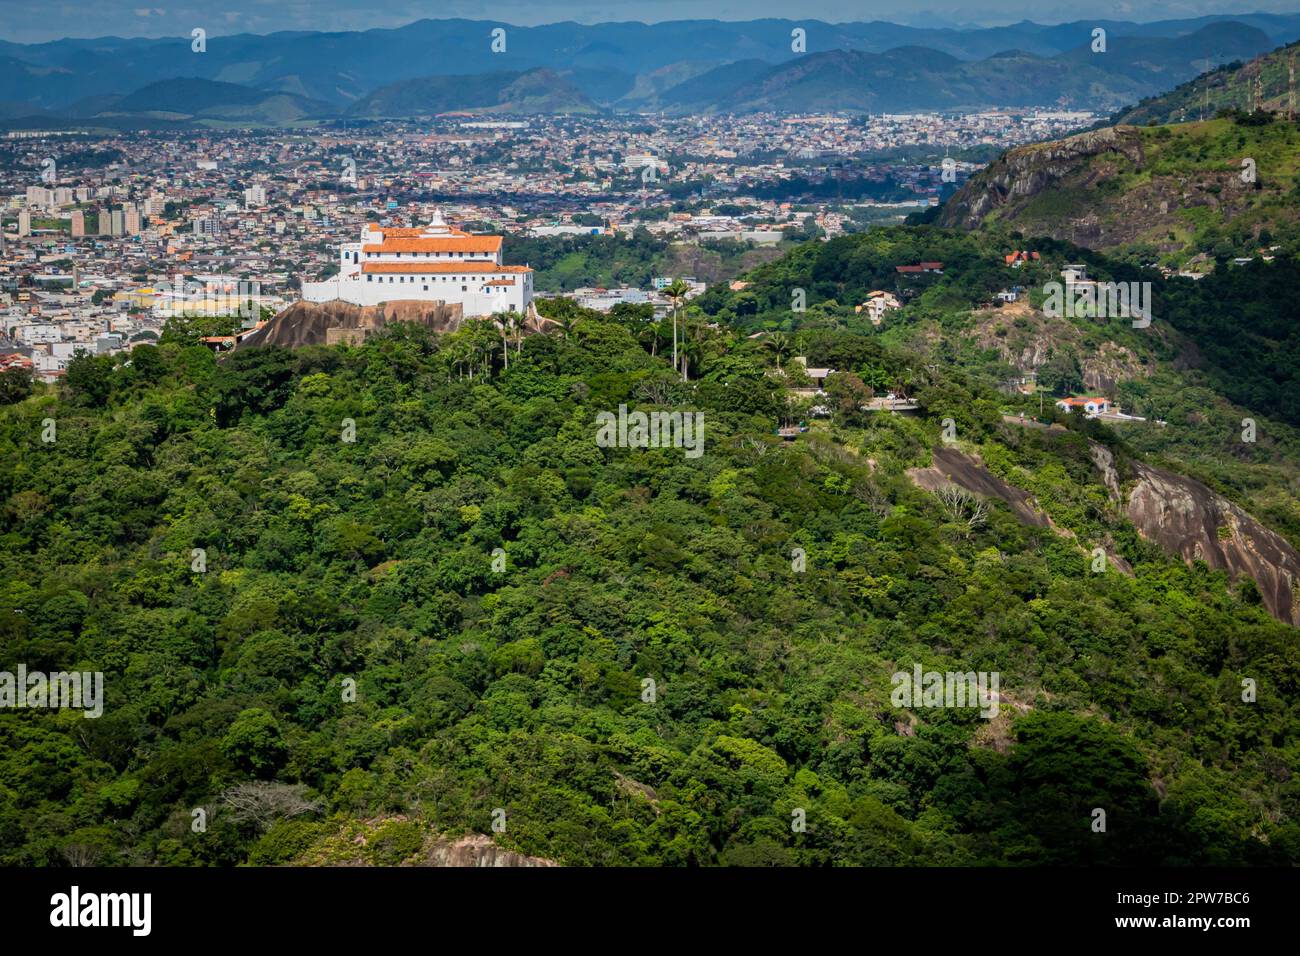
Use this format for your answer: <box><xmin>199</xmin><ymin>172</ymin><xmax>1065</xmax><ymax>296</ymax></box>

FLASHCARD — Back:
<box><xmin>907</xmin><ymin>442</ymin><xmax>1299</xmax><ymax>626</ymax></box>
<box><xmin>938</xmin><ymin>122</ymin><xmax>1266</xmax><ymax>255</ymax></box>
<box><xmin>236</xmin><ymin>299</ymin><xmax>553</xmax><ymax>350</ymax></box>
<box><xmin>907</xmin><ymin>446</ymin><xmax>1050</xmax><ymax>528</ymax></box>
<box><xmin>420</xmin><ymin>834</ymin><xmax>557</xmax><ymax>868</ymax></box>
<box><xmin>1091</xmin><ymin>444</ymin><xmax>1300</xmax><ymax>626</ymax></box>
<box><xmin>236</xmin><ymin>298</ymin><xmax>466</xmax><ymax>349</ymax></box>
<box><xmin>939</xmin><ymin>126</ymin><xmax>1146</xmax><ymax>232</ymax></box>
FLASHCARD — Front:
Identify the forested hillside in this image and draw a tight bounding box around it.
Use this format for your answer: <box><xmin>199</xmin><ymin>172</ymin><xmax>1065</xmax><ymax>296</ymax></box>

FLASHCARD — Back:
<box><xmin>1113</xmin><ymin>40</ymin><xmax>1300</xmax><ymax>126</ymax></box>
<box><xmin>504</xmin><ymin>230</ymin><xmax>784</xmax><ymax>292</ymax></box>
<box><xmin>695</xmin><ymin>225</ymin><xmax>1300</xmax><ymax>548</ymax></box>
<box><xmin>1</xmin><ymin>304</ymin><xmax>1296</xmax><ymax>866</ymax></box>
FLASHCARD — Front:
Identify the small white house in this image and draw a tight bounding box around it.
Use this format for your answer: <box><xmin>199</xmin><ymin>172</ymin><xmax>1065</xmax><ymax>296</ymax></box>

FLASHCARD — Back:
<box><xmin>1055</xmin><ymin>396</ymin><xmax>1110</xmax><ymax>417</ymax></box>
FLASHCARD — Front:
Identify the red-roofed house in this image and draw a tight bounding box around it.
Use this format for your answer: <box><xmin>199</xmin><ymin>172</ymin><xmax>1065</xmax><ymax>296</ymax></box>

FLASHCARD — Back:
<box><xmin>1005</xmin><ymin>251</ymin><xmax>1041</xmax><ymax>267</ymax></box>
<box><xmin>1055</xmin><ymin>396</ymin><xmax>1110</xmax><ymax>417</ymax></box>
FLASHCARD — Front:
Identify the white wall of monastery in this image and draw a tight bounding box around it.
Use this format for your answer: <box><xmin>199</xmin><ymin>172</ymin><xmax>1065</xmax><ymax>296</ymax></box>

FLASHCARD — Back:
<box><xmin>300</xmin><ymin>213</ymin><xmax>533</xmax><ymax>317</ymax></box>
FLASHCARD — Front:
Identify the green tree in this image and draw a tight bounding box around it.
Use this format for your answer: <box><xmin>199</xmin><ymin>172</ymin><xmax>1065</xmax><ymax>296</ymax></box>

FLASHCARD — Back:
<box><xmin>222</xmin><ymin>709</ymin><xmax>289</xmax><ymax>778</ymax></box>
<box><xmin>64</xmin><ymin>351</ymin><xmax>114</xmax><ymax>407</ymax></box>
<box><xmin>0</xmin><ymin>366</ymin><xmax>34</xmax><ymax>405</ymax></box>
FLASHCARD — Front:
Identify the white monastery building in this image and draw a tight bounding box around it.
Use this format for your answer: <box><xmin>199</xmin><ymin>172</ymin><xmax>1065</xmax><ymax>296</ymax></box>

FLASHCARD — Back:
<box><xmin>301</xmin><ymin>211</ymin><xmax>534</xmax><ymax>316</ymax></box>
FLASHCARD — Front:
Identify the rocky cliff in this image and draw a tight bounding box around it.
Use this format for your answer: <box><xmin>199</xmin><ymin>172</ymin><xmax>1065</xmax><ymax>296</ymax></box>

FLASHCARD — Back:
<box><xmin>907</xmin><ymin>445</ymin><xmax>1050</xmax><ymax>528</ymax></box>
<box><xmin>966</xmin><ymin>299</ymin><xmax>1151</xmax><ymax>394</ymax></box>
<box><xmin>906</xmin><ymin>441</ymin><xmax>1298</xmax><ymax>626</ymax></box>
<box><xmin>938</xmin><ymin>119</ymin><xmax>1285</xmax><ymax>259</ymax></box>
<box><xmin>1091</xmin><ymin>443</ymin><xmax>1300</xmax><ymax>626</ymax></box>
<box><xmin>236</xmin><ymin>298</ymin><xmax>551</xmax><ymax>350</ymax></box>
<box><xmin>939</xmin><ymin>126</ymin><xmax>1146</xmax><ymax>233</ymax></box>
<box><xmin>421</xmin><ymin>834</ymin><xmax>557</xmax><ymax>868</ymax></box>
<box><xmin>236</xmin><ymin>299</ymin><xmax>466</xmax><ymax>350</ymax></box>
<box><xmin>298</xmin><ymin>817</ymin><xmax>558</xmax><ymax>867</ymax></box>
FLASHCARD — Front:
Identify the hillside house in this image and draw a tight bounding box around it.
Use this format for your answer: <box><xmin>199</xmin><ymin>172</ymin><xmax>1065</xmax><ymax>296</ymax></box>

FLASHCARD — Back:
<box><xmin>856</xmin><ymin>290</ymin><xmax>901</xmax><ymax>324</ymax></box>
<box><xmin>791</xmin><ymin>355</ymin><xmax>834</xmax><ymax>389</ymax></box>
<box><xmin>895</xmin><ymin>261</ymin><xmax>944</xmax><ymax>275</ymax></box>
<box><xmin>1061</xmin><ymin>263</ymin><xmax>1090</xmax><ymax>285</ymax></box>
<box><xmin>1055</xmin><ymin>396</ymin><xmax>1110</xmax><ymax>417</ymax></box>
<box><xmin>1005</xmin><ymin>250</ymin><xmax>1040</xmax><ymax>267</ymax></box>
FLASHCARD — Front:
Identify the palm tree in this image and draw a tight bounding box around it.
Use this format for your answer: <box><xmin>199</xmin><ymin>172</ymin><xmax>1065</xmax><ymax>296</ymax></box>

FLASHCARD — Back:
<box><xmin>681</xmin><ymin>319</ymin><xmax>717</xmax><ymax>383</ymax></box>
<box><xmin>637</xmin><ymin>320</ymin><xmax>659</xmax><ymax>358</ymax></box>
<box><xmin>496</xmin><ymin>311</ymin><xmax>525</xmax><ymax>370</ymax></box>
<box><xmin>764</xmin><ymin>331</ymin><xmax>792</xmax><ymax>371</ymax></box>
<box><xmin>664</xmin><ymin>279</ymin><xmax>690</xmax><ymax>377</ymax></box>
<box><xmin>446</xmin><ymin>338</ymin><xmax>471</xmax><ymax>382</ymax></box>
<box><xmin>493</xmin><ymin>313</ymin><xmax>511</xmax><ymax>371</ymax></box>
<box><xmin>555</xmin><ymin>312</ymin><xmax>577</xmax><ymax>341</ymax></box>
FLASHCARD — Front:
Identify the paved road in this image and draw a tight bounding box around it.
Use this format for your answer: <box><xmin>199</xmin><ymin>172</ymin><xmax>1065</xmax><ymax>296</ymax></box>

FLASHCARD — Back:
<box><xmin>1002</xmin><ymin>414</ymin><xmax>1065</xmax><ymax>431</ymax></box>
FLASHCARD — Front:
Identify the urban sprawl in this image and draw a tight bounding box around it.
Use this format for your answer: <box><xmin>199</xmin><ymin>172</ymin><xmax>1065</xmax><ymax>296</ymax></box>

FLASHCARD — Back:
<box><xmin>0</xmin><ymin>110</ymin><xmax>1098</xmax><ymax>380</ymax></box>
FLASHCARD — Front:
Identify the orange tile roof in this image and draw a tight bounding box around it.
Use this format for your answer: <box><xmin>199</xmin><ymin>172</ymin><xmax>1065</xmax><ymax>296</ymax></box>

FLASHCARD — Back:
<box><xmin>363</xmin><ymin>236</ymin><xmax>502</xmax><ymax>253</ymax></box>
<box><xmin>367</xmin><ymin>225</ymin><xmax>472</xmax><ymax>237</ymax></box>
<box><xmin>362</xmin><ymin>262</ymin><xmax>531</xmax><ymax>275</ymax></box>
<box><xmin>485</xmin><ymin>278</ymin><xmax>516</xmax><ymax>286</ymax></box>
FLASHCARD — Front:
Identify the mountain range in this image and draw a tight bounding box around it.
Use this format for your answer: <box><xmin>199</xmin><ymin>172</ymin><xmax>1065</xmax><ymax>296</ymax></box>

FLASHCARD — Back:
<box><xmin>2</xmin><ymin>16</ymin><xmax>1299</xmax><ymax>126</ymax></box>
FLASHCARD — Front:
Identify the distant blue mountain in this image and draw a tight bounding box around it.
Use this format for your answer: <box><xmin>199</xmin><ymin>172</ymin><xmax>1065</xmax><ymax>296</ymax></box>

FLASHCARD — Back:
<box><xmin>0</xmin><ymin>16</ymin><xmax>1294</xmax><ymax>121</ymax></box>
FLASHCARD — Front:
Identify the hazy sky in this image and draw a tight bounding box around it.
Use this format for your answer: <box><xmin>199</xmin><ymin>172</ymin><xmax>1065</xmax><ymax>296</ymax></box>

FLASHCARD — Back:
<box><xmin>2</xmin><ymin>1</ymin><xmax>1298</xmax><ymax>43</ymax></box>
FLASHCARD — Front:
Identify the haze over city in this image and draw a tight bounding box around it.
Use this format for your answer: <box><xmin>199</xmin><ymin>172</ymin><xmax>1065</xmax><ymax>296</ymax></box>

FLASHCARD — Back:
<box><xmin>2</xmin><ymin>0</ymin><xmax>1299</xmax><ymax>40</ymax></box>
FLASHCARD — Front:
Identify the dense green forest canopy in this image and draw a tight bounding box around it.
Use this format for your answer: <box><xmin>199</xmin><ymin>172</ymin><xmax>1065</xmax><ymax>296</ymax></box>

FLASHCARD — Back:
<box><xmin>0</xmin><ymin>291</ymin><xmax>1296</xmax><ymax>865</ymax></box>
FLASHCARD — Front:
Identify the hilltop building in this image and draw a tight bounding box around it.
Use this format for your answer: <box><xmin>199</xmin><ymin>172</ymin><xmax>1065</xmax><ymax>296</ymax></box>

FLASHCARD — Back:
<box><xmin>301</xmin><ymin>211</ymin><xmax>533</xmax><ymax>317</ymax></box>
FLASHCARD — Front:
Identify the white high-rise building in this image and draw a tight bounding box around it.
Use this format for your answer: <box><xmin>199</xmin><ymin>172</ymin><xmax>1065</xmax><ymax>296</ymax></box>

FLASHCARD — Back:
<box><xmin>301</xmin><ymin>211</ymin><xmax>533</xmax><ymax>317</ymax></box>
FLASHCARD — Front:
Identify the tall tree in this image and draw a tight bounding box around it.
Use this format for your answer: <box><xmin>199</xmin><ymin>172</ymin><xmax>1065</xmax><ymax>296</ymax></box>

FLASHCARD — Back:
<box><xmin>664</xmin><ymin>279</ymin><xmax>690</xmax><ymax>380</ymax></box>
